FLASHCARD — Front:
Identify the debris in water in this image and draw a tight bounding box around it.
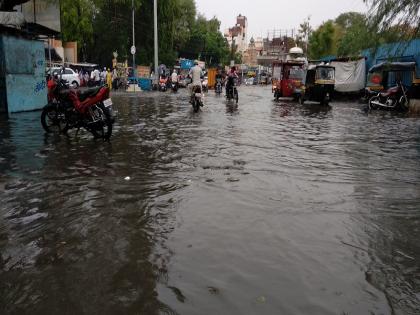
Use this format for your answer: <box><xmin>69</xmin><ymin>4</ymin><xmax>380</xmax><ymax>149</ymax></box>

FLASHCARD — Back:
<box><xmin>226</xmin><ymin>177</ymin><xmax>240</xmax><ymax>182</ymax></box>
<box><xmin>207</xmin><ymin>286</ymin><xmax>220</xmax><ymax>295</ymax></box>
<box><xmin>124</xmin><ymin>176</ymin><xmax>131</xmax><ymax>181</ymax></box>
<box><xmin>256</xmin><ymin>296</ymin><xmax>266</xmax><ymax>303</ymax></box>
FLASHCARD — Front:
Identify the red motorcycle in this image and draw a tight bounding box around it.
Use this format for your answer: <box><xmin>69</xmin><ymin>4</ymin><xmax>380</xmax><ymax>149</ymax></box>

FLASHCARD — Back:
<box><xmin>42</xmin><ymin>68</ymin><xmax>114</xmax><ymax>140</ymax></box>
<box><xmin>368</xmin><ymin>81</ymin><xmax>409</xmax><ymax>111</ymax></box>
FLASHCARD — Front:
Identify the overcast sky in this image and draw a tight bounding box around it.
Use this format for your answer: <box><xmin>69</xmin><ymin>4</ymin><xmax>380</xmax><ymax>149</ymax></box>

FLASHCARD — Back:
<box><xmin>195</xmin><ymin>0</ymin><xmax>369</xmax><ymax>38</ymax></box>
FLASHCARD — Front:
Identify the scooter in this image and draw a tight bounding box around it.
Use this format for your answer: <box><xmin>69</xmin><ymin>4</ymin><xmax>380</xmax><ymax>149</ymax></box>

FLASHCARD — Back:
<box><xmin>215</xmin><ymin>79</ymin><xmax>223</xmax><ymax>95</ymax></box>
<box><xmin>368</xmin><ymin>81</ymin><xmax>409</xmax><ymax>111</ymax></box>
<box><xmin>171</xmin><ymin>81</ymin><xmax>178</xmax><ymax>93</ymax></box>
<box><xmin>202</xmin><ymin>77</ymin><xmax>208</xmax><ymax>93</ymax></box>
<box><xmin>159</xmin><ymin>78</ymin><xmax>168</xmax><ymax>92</ymax></box>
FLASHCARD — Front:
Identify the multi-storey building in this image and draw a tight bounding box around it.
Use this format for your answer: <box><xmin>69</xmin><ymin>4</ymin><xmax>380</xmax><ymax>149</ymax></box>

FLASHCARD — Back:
<box><xmin>224</xmin><ymin>14</ymin><xmax>248</xmax><ymax>54</ymax></box>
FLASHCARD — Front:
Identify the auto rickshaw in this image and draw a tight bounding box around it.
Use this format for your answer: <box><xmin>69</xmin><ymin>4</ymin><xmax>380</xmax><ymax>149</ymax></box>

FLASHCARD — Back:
<box><xmin>296</xmin><ymin>65</ymin><xmax>335</xmax><ymax>105</ymax></box>
<box><xmin>272</xmin><ymin>61</ymin><xmax>305</xmax><ymax>100</ymax></box>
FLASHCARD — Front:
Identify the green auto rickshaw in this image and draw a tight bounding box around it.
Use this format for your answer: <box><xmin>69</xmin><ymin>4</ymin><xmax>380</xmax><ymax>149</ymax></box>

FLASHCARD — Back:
<box><xmin>296</xmin><ymin>65</ymin><xmax>335</xmax><ymax>106</ymax></box>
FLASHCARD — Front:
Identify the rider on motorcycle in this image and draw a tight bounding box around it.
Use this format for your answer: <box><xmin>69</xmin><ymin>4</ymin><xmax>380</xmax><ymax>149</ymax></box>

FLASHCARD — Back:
<box><xmin>189</xmin><ymin>61</ymin><xmax>203</xmax><ymax>102</ymax></box>
<box><xmin>226</xmin><ymin>66</ymin><xmax>238</xmax><ymax>96</ymax></box>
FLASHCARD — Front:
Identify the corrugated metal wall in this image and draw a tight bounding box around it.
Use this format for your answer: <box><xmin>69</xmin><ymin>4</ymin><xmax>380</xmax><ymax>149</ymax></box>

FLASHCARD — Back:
<box><xmin>0</xmin><ymin>36</ymin><xmax>7</xmax><ymax>113</ymax></box>
<box><xmin>363</xmin><ymin>39</ymin><xmax>420</xmax><ymax>85</ymax></box>
<box><xmin>0</xmin><ymin>34</ymin><xmax>47</xmax><ymax>113</ymax></box>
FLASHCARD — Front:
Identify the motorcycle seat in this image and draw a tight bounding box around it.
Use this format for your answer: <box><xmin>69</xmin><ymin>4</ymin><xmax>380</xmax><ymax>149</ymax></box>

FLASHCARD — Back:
<box><xmin>78</xmin><ymin>86</ymin><xmax>102</xmax><ymax>100</ymax></box>
<box><xmin>379</xmin><ymin>86</ymin><xmax>399</xmax><ymax>97</ymax></box>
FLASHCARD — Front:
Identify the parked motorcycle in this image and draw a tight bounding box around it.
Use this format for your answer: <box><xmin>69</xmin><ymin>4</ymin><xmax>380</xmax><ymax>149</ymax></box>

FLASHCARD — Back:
<box><xmin>191</xmin><ymin>86</ymin><xmax>203</xmax><ymax>113</ymax></box>
<box><xmin>41</xmin><ymin>68</ymin><xmax>114</xmax><ymax>140</ymax></box>
<box><xmin>368</xmin><ymin>81</ymin><xmax>409</xmax><ymax>111</ymax></box>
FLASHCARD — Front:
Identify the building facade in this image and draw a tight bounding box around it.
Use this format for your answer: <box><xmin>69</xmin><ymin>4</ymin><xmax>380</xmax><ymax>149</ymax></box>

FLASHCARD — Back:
<box><xmin>224</xmin><ymin>14</ymin><xmax>248</xmax><ymax>54</ymax></box>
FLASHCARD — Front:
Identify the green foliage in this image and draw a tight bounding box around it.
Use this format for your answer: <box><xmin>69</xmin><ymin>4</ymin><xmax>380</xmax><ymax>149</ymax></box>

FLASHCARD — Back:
<box><xmin>308</xmin><ymin>21</ymin><xmax>337</xmax><ymax>59</ymax></box>
<box><xmin>335</xmin><ymin>12</ymin><xmax>371</xmax><ymax>56</ymax></box>
<box><xmin>60</xmin><ymin>0</ymin><xmax>94</xmax><ymax>45</ymax></box>
<box><xmin>364</xmin><ymin>0</ymin><xmax>420</xmax><ymax>41</ymax></box>
<box><xmin>60</xmin><ymin>0</ymin><xmax>229</xmax><ymax>67</ymax></box>
<box><xmin>308</xmin><ymin>9</ymin><xmax>419</xmax><ymax>59</ymax></box>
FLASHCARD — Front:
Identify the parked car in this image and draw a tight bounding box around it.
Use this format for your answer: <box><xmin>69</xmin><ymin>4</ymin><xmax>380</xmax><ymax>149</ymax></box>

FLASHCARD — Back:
<box><xmin>47</xmin><ymin>67</ymin><xmax>81</xmax><ymax>88</ymax></box>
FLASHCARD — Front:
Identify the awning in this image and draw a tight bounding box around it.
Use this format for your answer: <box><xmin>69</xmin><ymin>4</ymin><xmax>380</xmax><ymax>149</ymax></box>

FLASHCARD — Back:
<box><xmin>369</xmin><ymin>62</ymin><xmax>416</xmax><ymax>73</ymax></box>
<box><xmin>24</xmin><ymin>22</ymin><xmax>60</xmax><ymax>38</ymax></box>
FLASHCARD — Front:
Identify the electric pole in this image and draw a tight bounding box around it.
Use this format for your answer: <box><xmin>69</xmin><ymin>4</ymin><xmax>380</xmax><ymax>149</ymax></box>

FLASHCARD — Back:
<box><xmin>132</xmin><ymin>0</ymin><xmax>136</xmax><ymax>77</ymax></box>
<box><xmin>154</xmin><ymin>0</ymin><xmax>158</xmax><ymax>83</ymax></box>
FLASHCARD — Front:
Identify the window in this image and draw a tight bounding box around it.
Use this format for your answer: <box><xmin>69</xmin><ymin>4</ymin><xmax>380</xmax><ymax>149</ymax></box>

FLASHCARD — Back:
<box><xmin>316</xmin><ymin>68</ymin><xmax>334</xmax><ymax>80</ymax></box>
<box><xmin>64</xmin><ymin>69</ymin><xmax>73</xmax><ymax>75</ymax></box>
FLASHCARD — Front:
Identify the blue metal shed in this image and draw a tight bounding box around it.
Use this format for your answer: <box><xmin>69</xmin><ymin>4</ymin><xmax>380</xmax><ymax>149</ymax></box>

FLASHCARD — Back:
<box><xmin>362</xmin><ymin>39</ymin><xmax>420</xmax><ymax>77</ymax></box>
<box><xmin>0</xmin><ymin>33</ymin><xmax>47</xmax><ymax>113</ymax></box>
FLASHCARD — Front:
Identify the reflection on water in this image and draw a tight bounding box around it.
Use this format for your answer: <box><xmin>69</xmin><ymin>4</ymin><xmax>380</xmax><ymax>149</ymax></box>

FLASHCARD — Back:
<box><xmin>1</xmin><ymin>87</ymin><xmax>420</xmax><ymax>314</ymax></box>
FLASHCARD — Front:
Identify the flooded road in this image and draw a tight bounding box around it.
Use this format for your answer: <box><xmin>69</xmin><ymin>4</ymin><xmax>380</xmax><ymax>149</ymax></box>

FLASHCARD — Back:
<box><xmin>1</xmin><ymin>86</ymin><xmax>420</xmax><ymax>314</ymax></box>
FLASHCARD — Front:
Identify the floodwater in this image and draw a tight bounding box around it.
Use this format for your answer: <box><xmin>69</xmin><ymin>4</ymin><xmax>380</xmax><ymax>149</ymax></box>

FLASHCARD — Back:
<box><xmin>1</xmin><ymin>86</ymin><xmax>420</xmax><ymax>315</ymax></box>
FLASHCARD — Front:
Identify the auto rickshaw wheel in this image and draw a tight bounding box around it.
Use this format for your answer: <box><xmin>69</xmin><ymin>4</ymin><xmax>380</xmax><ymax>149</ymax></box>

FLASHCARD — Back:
<box><xmin>298</xmin><ymin>95</ymin><xmax>305</xmax><ymax>105</ymax></box>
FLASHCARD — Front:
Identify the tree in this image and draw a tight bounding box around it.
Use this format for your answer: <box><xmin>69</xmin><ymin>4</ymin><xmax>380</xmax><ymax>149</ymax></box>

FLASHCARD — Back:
<box><xmin>364</xmin><ymin>0</ymin><xmax>420</xmax><ymax>41</ymax></box>
<box><xmin>308</xmin><ymin>21</ymin><xmax>337</xmax><ymax>59</ymax></box>
<box><xmin>335</xmin><ymin>12</ymin><xmax>372</xmax><ymax>56</ymax></box>
<box><xmin>59</xmin><ymin>0</ymin><xmax>229</xmax><ymax>67</ymax></box>
<box><xmin>298</xmin><ymin>16</ymin><xmax>312</xmax><ymax>54</ymax></box>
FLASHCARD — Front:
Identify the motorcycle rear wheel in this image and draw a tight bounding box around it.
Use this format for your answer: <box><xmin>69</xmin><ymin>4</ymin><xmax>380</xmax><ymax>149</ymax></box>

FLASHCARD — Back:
<box><xmin>192</xmin><ymin>98</ymin><xmax>200</xmax><ymax>113</ymax></box>
<box><xmin>90</xmin><ymin>103</ymin><xmax>113</xmax><ymax>140</ymax></box>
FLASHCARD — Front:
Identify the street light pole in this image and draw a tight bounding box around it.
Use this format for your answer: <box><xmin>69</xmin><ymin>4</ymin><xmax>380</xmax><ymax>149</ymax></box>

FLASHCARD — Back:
<box><xmin>154</xmin><ymin>0</ymin><xmax>158</xmax><ymax>83</ymax></box>
<box><xmin>132</xmin><ymin>0</ymin><xmax>136</xmax><ymax>77</ymax></box>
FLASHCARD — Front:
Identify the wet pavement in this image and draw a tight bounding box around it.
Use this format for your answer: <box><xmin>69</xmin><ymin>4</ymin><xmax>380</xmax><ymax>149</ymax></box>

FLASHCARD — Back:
<box><xmin>1</xmin><ymin>86</ymin><xmax>420</xmax><ymax>315</ymax></box>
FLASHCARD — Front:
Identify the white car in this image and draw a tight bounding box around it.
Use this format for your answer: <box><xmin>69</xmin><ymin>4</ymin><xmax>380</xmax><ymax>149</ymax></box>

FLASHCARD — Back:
<box><xmin>48</xmin><ymin>67</ymin><xmax>81</xmax><ymax>87</ymax></box>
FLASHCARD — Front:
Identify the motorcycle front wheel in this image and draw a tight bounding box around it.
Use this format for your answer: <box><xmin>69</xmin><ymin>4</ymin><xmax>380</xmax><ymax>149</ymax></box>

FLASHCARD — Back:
<box><xmin>90</xmin><ymin>103</ymin><xmax>113</xmax><ymax>140</ymax></box>
<box><xmin>368</xmin><ymin>96</ymin><xmax>380</xmax><ymax>110</ymax></box>
<box><xmin>41</xmin><ymin>104</ymin><xmax>66</xmax><ymax>133</ymax></box>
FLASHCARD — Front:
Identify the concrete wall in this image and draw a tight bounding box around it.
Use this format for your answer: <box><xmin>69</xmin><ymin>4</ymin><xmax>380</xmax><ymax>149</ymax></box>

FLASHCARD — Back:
<box><xmin>0</xmin><ymin>34</ymin><xmax>47</xmax><ymax>113</ymax></box>
<box><xmin>63</xmin><ymin>41</ymin><xmax>77</xmax><ymax>63</ymax></box>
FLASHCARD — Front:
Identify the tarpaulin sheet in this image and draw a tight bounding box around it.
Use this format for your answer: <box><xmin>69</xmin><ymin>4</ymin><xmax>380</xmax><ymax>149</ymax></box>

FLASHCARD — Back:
<box><xmin>331</xmin><ymin>58</ymin><xmax>366</xmax><ymax>92</ymax></box>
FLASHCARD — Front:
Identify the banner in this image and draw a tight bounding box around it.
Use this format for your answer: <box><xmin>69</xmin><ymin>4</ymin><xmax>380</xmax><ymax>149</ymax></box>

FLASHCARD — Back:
<box><xmin>330</xmin><ymin>58</ymin><xmax>366</xmax><ymax>93</ymax></box>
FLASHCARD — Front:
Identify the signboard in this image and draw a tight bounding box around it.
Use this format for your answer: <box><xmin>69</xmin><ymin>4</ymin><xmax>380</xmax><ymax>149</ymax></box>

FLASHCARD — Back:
<box><xmin>180</xmin><ymin>59</ymin><xmax>194</xmax><ymax>70</ymax></box>
<box><xmin>130</xmin><ymin>46</ymin><xmax>136</xmax><ymax>55</ymax></box>
<box><xmin>18</xmin><ymin>0</ymin><xmax>61</xmax><ymax>32</ymax></box>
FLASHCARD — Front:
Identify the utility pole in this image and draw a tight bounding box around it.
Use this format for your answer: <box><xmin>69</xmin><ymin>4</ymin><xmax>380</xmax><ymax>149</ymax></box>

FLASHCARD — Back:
<box><xmin>131</xmin><ymin>0</ymin><xmax>136</xmax><ymax>77</ymax></box>
<box><xmin>154</xmin><ymin>0</ymin><xmax>158</xmax><ymax>84</ymax></box>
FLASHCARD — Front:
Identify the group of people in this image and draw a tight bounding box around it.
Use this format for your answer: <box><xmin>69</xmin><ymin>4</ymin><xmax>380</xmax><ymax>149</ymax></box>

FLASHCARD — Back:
<box><xmin>81</xmin><ymin>68</ymin><xmax>119</xmax><ymax>89</ymax></box>
<box><xmin>164</xmin><ymin>61</ymin><xmax>239</xmax><ymax>99</ymax></box>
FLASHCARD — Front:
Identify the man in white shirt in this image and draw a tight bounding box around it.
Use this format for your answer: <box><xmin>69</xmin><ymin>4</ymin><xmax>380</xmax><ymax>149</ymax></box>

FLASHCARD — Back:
<box><xmin>101</xmin><ymin>67</ymin><xmax>107</xmax><ymax>85</ymax></box>
<box><xmin>171</xmin><ymin>69</ymin><xmax>179</xmax><ymax>83</ymax></box>
<box><xmin>188</xmin><ymin>61</ymin><xmax>203</xmax><ymax>101</ymax></box>
<box><xmin>91</xmin><ymin>68</ymin><xmax>101</xmax><ymax>86</ymax></box>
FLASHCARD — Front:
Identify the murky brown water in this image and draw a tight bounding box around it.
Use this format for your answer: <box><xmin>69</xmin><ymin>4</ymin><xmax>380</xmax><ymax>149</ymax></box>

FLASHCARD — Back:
<box><xmin>1</xmin><ymin>86</ymin><xmax>420</xmax><ymax>314</ymax></box>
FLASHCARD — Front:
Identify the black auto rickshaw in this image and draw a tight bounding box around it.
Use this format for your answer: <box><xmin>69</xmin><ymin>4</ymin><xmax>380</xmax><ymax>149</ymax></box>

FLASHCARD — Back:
<box><xmin>296</xmin><ymin>65</ymin><xmax>335</xmax><ymax>105</ymax></box>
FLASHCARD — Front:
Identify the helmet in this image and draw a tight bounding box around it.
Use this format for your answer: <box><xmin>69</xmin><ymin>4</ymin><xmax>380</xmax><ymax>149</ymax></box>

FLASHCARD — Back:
<box><xmin>194</xmin><ymin>60</ymin><xmax>199</xmax><ymax>65</ymax></box>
